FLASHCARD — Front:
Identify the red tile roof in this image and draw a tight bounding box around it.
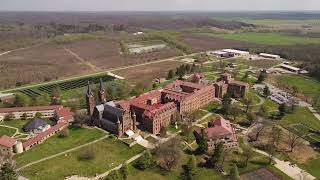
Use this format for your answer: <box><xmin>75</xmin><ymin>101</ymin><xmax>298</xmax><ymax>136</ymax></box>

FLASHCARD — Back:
<box><xmin>55</xmin><ymin>107</ymin><xmax>74</xmax><ymax>122</ymax></box>
<box><xmin>118</xmin><ymin>90</ymin><xmax>162</xmax><ymax>110</ymax></box>
<box><xmin>0</xmin><ymin>105</ymin><xmax>63</xmax><ymax>113</ymax></box>
<box><xmin>22</xmin><ymin>122</ymin><xmax>67</xmax><ymax>149</ymax></box>
<box><xmin>0</xmin><ymin>135</ymin><xmax>16</xmax><ymax>148</ymax></box>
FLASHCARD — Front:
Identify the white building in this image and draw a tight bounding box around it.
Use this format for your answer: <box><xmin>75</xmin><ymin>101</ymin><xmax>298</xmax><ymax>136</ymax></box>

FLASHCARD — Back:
<box><xmin>280</xmin><ymin>64</ymin><xmax>301</xmax><ymax>73</ymax></box>
<box><xmin>259</xmin><ymin>53</ymin><xmax>281</xmax><ymax>59</ymax></box>
<box><xmin>221</xmin><ymin>49</ymin><xmax>250</xmax><ymax>57</ymax></box>
<box><xmin>0</xmin><ymin>105</ymin><xmax>63</xmax><ymax>119</ymax></box>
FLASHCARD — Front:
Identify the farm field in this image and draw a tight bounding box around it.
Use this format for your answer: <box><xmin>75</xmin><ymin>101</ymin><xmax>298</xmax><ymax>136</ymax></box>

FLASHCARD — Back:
<box><xmin>181</xmin><ymin>33</ymin><xmax>257</xmax><ymax>52</ymax></box>
<box><xmin>0</xmin><ymin>37</ymin><xmax>181</xmax><ymax>90</ymax></box>
<box><xmin>15</xmin><ymin>127</ymin><xmax>106</xmax><ymax>167</ymax></box>
<box><xmin>213</xmin><ymin>32</ymin><xmax>320</xmax><ymax>45</ymax></box>
<box><xmin>114</xmin><ymin>61</ymin><xmax>185</xmax><ymax>85</ymax></box>
<box><xmin>281</xmin><ymin>107</ymin><xmax>320</xmax><ymax>131</ymax></box>
<box><xmin>225</xmin><ymin>58</ymin><xmax>282</xmax><ymax>69</ymax></box>
<box><xmin>19</xmin><ymin>139</ymin><xmax>145</xmax><ymax>180</ymax></box>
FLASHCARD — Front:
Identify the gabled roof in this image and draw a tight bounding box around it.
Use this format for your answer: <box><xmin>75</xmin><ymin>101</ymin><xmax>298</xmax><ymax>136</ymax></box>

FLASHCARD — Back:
<box><xmin>195</xmin><ymin>117</ymin><xmax>236</xmax><ymax>140</ymax></box>
<box><xmin>104</xmin><ymin>104</ymin><xmax>124</xmax><ymax>118</ymax></box>
<box><xmin>24</xmin><ymin>118</ymin><xmax>49</xmax><ymax>132</ymax></box>
<box><xmin>0</xmin><ymin>135</ymin><xmax>16</xmax><ymax>148</ymax></box>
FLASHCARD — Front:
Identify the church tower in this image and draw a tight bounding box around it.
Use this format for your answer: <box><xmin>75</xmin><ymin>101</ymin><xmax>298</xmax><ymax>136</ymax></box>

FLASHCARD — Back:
<box><xmin>98</xmin><ymin>78</ymin><xmax>107</xmax><ymax>104</ymax></box>
<box><xmin>86</xmin><ymin>81</ymin><xmax>95</xmax><ymax>116</ymax></box>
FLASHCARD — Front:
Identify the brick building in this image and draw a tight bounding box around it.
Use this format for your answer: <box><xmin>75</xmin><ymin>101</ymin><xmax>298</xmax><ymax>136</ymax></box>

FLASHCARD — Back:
<box><xmin>194</xmin><ymin>117</ymin><xmax>238</xmax><ymax>151</ymax></box>
<box><xmin>162</xmin><ymin>80</ymin><xmax>216</xmax><ymax>114</ymax></box>
<box><xmin>213</xmin><ymin>73</ymin><xmax>249</xmax><ymax>98</ymax></box>
<box><xmin>0</xmin><ymin>136</ymin><xmax>17</xmax><ymax>156</ymax></box>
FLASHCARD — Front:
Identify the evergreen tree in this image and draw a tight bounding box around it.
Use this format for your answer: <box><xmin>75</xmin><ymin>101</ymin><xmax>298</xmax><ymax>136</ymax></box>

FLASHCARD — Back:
<box><xmin>181</xmin><ymin>155</ymin><xmax>197</xmax><ymax>180</ymax></box>
<box><xmin>135</xmin><ymin>150</ymin><xmax>153</xmax><ymax>170</ymax></box>
<box><xmin>159</xmin><ymin>126</ymin><xmax>167</xmax><ymax>137</ymax></box>
<box><xmin>279</xmin><ymin>103</ymin><xmax>287</xmax><ymax>116</ymax></box>
<box><xmin>257</xmin><ymin>69</ymin><xmax>267</xmax><ymax>83</ymax></box>
<box><xmin>230</xmin><ymin>164</ymin><xmax>240</xmax><ymax>180</ymax></box>
<box><xmin>221</xmin><ymin>94</ymin><xmax>232</xmax><ymax>115</ymax></box>
<box><xmin>263</xmin><ymin>85</ymin><xmax>271</xmax><ymax>97</ymax></box>
<box><xmin>207</xmin><ymin>142</ymin><xmax>224</xmax><ymax>168</ymax></box>
<box><xmin>120</xmin><ymin>164</ymin><xmax>129</xmax><ymax>180</ymax></box>
<box><xmin>197</xmin><ymin>135</ymin><xmax>208</xmax><ymax>154</ymax></box>
<box><xmin>0</xmin><ymin>162</ymin><xmax>18</xmax><ymax>180</ymax></box>
<box><xmin>167</xmin><ymin>69</ymin><xmax>174</xmax><ymax>79</ymax></box>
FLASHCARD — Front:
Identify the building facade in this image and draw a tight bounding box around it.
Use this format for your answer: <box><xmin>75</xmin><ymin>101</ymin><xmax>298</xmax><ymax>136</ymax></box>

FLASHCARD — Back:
<box><xmin>194</xmin><ymin>117</ymin><xmax>238</xmax><ymax>151</ymax></box>
<box><xmin>213</xmin><ymin>73</ymin><xmax>249</xmax><ymax>99</ymax></box>
<box><xmin>162</xmin><ymin>80</ymin><xmax>216</xmax><ymax>114</ymax></box>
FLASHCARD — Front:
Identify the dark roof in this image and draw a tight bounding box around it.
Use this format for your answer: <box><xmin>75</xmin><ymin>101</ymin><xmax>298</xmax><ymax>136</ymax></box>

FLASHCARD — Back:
<box><xmin>24</xmin><ymin>118</ymin><xmax>49</xmax><ymax>132</ymax></box>
<box><xmin>104</xmin><ymin>105</ymin><xmax>124</xmax><ymax>118</ymax></box>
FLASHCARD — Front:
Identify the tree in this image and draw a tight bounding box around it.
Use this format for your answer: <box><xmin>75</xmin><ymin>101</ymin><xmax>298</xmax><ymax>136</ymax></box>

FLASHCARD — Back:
<box><xmin>263</xmin><ymin>85</ymin><xmax>271</xmax><ymax>97</ymax></box>
<box><xmin>270</xmin><ymin>125</ymin><xmax>283</xmax><ymax>150</ymax></box>
<box><xmin>287</xmin><ymin>132</ymin><xmax>303</xmax><ymax>152</ymax></box>
<box><xmin>74</xmin><ymin>111</ymin><xmax>89</xmax><ymax>127</ymax></box>
<box><xmin>278</xmin><ymin>103</ymin><xmax>287</xmax><ymax>117</ymax></box>
<box><xmin>0</xmin><ymin>162</ymin><xmax>18</xmax><ymax>180</ymax></box>
<box><xmin>250</xmin><ymin>123</ymin><xmax>266</xmax><ymax>141</ymax></box>
<box><xmin>181</xmin><ymin>155</ymin><xmax>196</xmax><ymax>180</ymax></box>
<box><xmin>14</xmin><ymin>93</ymin><xmax>30</xmax><ymax>107</ymax></box>
<box><xmin>135</xmin><ymin>150</ymin><xmax>153</xmax><ymax>170</ymax></box>
<box><xmin>197</xmin><ymin>134</ymin><xmax>208</xmax><ymax>154</ymax></box>
<box><xmin>242</xmin><ymin>71</ymin><xmax>249</xmax><ymax>82</ymax></box>
<box><xmin>291</xmin><ymin>85</ymin><xmax>299</xmax><ymax>96</ymax></box>
<box><xmin>58</xmin><ymin>128</ymin><xmax>69</xmax><ymax>138</ymax></box>
<box><xmin>207</xmin><ymin>142</ymin><xmax>224</xmax><ymax>169</ymax></box>
<box><xmin>265</xmin><ymin>144</ymin><xmax>275</xmax><ymax>164</ymax></box>
<box><xmin>229</xmin><ymin>164</ymin><xmax>240</xmax><ymax>180</ymax></box>
<box><xmin>242</xmin><ymin>145</ymin><xmax>254</xmax><ymax>167</ymax></box>
<box><xmin>130</xmin><ymin>83</ymin><xmax>144</xmax><ymax>96</ymax></box>
<box><xmin>152</xmin><ymin>83</ymin><xmax>157</xmax><ymax>89</ymax></box>
<box><xmin>230</xmin><ymin>104</ymin><xmax>241</xmax><ymax>122</ymax></box>
<box><xmin>120</xmin><ymin>163</ymin><xmax>129</xmax><ymax>180</ymax></box>
<box><xmin>243</xmin><ymin>95</ymin><xmax>253</xmax><ymax>113</ymax></box>
<box><xmin>35</xmin><ymin>112</ymin><xmax>43</xmax><ymax>118</ymax></box>
<box><xmin>181</xmin><ymin>121</ymin><xmax>193</xmax><ymax>142</ymax></box>
<box><xmin>247</xmin><ymin>111</ymin><xmax>256</xmax><ymax>124</ymax></box>
<box><xmin>155</xmin><ymin>138</ymin><xmax>182</xmax><ymax>171</ymax></box>
<box><xmin>257</xmin><ymin>69</ymin><xmax>267</xmax><ymax>83</ymax></box>
<box><xmin>52</xmin><ymin>86</ymin><xmax>61</xmax><ymax>105</ymax></box>
<box><xmin>221</xmin><ymin>94</ymin><xmax>232</xmax><ymax>115</ymax></box>
<box><xmin>159</xmin><ymin>126</ymin><xmax>167</xmax><ymax>137</ymax></box>
<box><xmin>106</xmin><ymin>170</ymin><xmax>120</xmax><ymax>180</ymax></box>
<box><xmin>190</xmin><ymin>63</ymin><xmax>197</xmax><ymax>73</ymax></box>
<box><xmin>167</xmin><ymin>69</ymin><xmax>174</xmax><ymax>79</ymax></box>
<box><xmin>21</xmin><ymin>113</ymin><xmax>27</xmax><ymax>120</ymax></box>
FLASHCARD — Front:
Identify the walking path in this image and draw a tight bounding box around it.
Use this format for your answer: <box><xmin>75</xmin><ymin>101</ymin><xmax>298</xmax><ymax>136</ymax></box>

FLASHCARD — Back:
<box><xmin>243</xmin><ymin>123</ymin><xmax>315</xmax><ymax>180</ymax></box>
<box><xmin>0</xmin><ymin>43</ymin><xmax>44</xmax><ymax>57</ymax></box>
<box><xmin>64</xmin><ymin>47</ymin><xmax>99</xmax><ymax>71</ymax></box>
<box><xmin>16</xmin><ymin>135</ymin><xmax>109</xmax><ymax>171</ymax></box>
<box><xmin>308</xmin><ymin>107</ymin><xmax>320</xmax><ymax>121</ymax></box>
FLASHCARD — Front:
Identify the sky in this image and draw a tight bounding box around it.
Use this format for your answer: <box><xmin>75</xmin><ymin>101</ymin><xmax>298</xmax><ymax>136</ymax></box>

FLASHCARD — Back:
<box><xmin>0</xmin><ymin>0</ymin><xmax>319</xmax><ymax>12</ymax></box>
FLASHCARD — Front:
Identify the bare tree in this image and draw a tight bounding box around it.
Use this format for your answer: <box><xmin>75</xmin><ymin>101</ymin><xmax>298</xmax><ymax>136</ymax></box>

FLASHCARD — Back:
<box><xmin>74</xmin><ymin>111</ymin><xmax>89</xmax><ymax>127</ymax></box>
<box><xmin>242</xmin><ymin>145</ymin><xmax>254</xmax><ymax>167</ymax></box>
<box><xmin>249</xmin><ymin>124</ymin><xmax>266</xmax><ymax>141</ymax></box>
<box><xmin>287</xmin><ymin>131</ymin><xmax>303</xmax><ymax>152</ymax></box>
<box><xmin>154</xmin><ymin>138</ymin><xmax>182</xmax><ymax>171</ymax></box>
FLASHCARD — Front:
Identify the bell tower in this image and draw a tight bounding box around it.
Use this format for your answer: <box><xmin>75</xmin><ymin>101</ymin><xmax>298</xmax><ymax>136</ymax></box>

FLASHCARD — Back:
<box><xmin>86</xmin><ymin>81</ymin><xmax>95</xmax><ymax>116</ymax></box>
<box><xmin>98</xmin><ymin>78</ymin><xmax>107</xmax><ymax>104</ymax></box>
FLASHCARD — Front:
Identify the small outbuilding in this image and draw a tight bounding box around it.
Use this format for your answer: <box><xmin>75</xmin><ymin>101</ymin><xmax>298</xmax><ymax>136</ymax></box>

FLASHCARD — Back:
<box><xmin>23</xmin><ymin>118</ymin><xmax>51</xmax><ymax>134</ymax></box>
<box><xmin>0</xmin><ymin>135</ymin><xmax>17</xmax><ymax>156</ymax></box>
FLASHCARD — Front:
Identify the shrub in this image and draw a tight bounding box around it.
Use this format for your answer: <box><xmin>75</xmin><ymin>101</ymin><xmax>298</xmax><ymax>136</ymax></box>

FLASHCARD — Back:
<box><xmin>78</xmin><ymin>149</ymin><xmax>96</xmax><ymax>161</ymax></box>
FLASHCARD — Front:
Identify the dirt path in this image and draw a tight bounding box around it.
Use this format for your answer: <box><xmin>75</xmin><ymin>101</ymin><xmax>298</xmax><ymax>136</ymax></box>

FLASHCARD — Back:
<box><xmin>0</xmin><ymin>43</ymin><xmax>45</xmax><ymax>57</ymax></box>
<box><xmin>16</xmin><ymin>135</ymin><xmax>109</xmax><ymax>171</ymax></box>
<box><xmin>63</xmin><ymin>47</ymin><xmax>100</xmax><ymax>71</ymax></box>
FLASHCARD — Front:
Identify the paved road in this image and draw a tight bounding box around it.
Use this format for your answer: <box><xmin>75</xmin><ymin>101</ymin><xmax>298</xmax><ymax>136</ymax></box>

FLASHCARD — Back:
<box><xmin>16</xmin><ymin>135</ymin><xmax>109</xmax><ymax>171</ymax></box>
<box><xmin>0</xmin><ymin>51</ymin><xmax>203</xmax><ymax>93</ymax></box>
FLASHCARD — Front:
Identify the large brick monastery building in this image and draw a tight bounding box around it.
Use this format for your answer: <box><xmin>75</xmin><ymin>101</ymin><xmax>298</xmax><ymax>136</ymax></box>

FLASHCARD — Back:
<box><xmin>87</xmin><ymin>74</ymin><xmax>248</xmax><ymax>137</ymax></box>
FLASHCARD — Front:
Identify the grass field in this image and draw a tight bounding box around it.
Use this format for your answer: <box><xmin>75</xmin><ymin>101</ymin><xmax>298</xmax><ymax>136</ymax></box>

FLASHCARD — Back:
<box><xmin>281</xmin><ymin>107</ymin><xmax>320</xmax><ymax>131</ymax></box>
<box><xmin>301</xmin><ymin>156</ymin><xmax>320</xmax><ymax>178</ymax></box>
<box><xmin>215</xmin><ymin>32</ymin><xmax>320</xmax><ymax>45</ymax></box>
<box><xmin>19</xmin><ymin>139</ymin><xmax>145</xmax><ymax>180</ymax></box>
<box><xmin>273</xmin><ymin>74</ymin><xmax>320</xmax><ymax>99</ymax></box>
<box><xmin>225</xmin><ymin>58</ymin><xmax>282</xmax><ymax>69</ymax></box>
<box><xmin>186</xmin><ymin>109</ymin><xmax>208</xmax><ymax>120</ymax></box>
<box><xmin>0</xmin><ymin>126</ymin><xmax>16</xmax><ymax>136</ymax></box>
<box><xmin>15</xmin><ymin>127</ymin><xmax>106</xmax><ymax>167</ymax></box>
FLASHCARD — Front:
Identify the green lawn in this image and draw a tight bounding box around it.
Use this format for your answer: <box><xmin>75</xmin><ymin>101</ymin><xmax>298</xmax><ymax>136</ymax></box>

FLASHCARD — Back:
<box><xmin>275</xmin><ymin>74</ymin><xmax>320</xmax><ymax>98</ymax></box>
<box><xmin>186</xmin><ymin>109</ymin><xmax>208</xmax><ymax>121</ymax></box>
<box><xmin>15</xmin><ymin>127</ymin><xmax>106</xmax><ymax>167</ymax></box>
<box><xmin>301</xmin><ymin>156</ymin><xmax>320</xmax><ymax>178</ymax></box>
<box><xmin>0</xmin><ymin>126</ymin><xmax>16</xmax><ymax>137</ymax></box>
<box><xmin>1</xmin><ymin>119</ymin><xmax>29</xmax><ymax>131</ymax></box>
<box><xmin>202</xmin><ymin>101</ymin><xmax>221</xmax><ymax>112</ymax></box>
<box><xmin>281</xmin><ymin>107</ymin><xmax>320</xmax><ymax>131</ymax></box>
<box><xmin>19</xmin><ymin>139</ymin><xmax>145</xmax><ymax>180</ymax></box>
<box><xmin>215</xmin><ymin>32</ymin><xmax>320</xmax><ymax>45</ymax></box>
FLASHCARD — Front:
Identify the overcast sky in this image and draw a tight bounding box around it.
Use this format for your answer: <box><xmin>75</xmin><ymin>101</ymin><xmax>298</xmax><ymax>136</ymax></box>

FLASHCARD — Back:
<box><xmin>0</xmin><ymin>0</ymin><xmax>319</xmax><ymax>12</ymax></box>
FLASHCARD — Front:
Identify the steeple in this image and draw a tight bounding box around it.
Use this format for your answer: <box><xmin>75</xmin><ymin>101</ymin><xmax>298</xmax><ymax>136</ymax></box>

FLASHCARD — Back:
<box><xmin>86</xmin><ymin>81</ymin><xmax>95</xmax><ymax>116</ymax></box>
<box><xmin>98</xmin><ymin>78</ymin><xmax>107</xmax><ymax>104</ymax></box>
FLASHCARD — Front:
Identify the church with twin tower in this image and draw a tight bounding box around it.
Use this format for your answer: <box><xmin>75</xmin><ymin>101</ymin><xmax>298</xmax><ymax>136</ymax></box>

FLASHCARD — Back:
<box><xmin>85</xmin><ymin>79</ymin><xmax>137</xmax><ymax>137</ymax></box>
